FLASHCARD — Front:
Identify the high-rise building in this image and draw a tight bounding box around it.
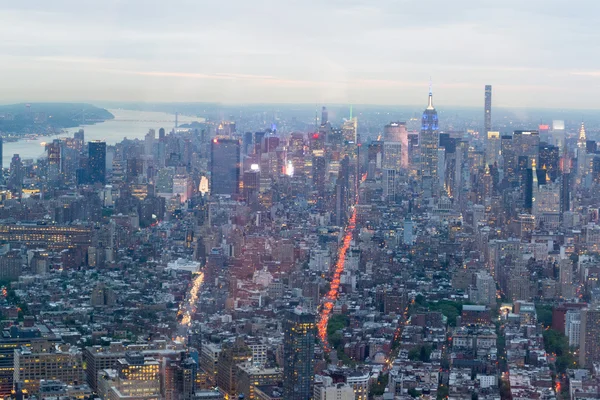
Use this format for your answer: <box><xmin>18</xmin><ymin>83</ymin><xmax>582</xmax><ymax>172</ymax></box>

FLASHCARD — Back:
<box><xmin>580</xmin><ymin>305</ymin><xmax>600</xmax><ymax>368</ymax></box>
<box><xmin>334</xmin><ymin>156</ymin><xmax>350</xmax><ymax>225</ymax></box>
<box><xmin>173</xmin><ymin>175</ymin><xmax>193</xmax><ymax>203</ymax></box>
<box><xmin>486</xmin><ymin>131</ymin><xmax>500</xmax><ymax>166</ymax></box>
<box><xmin>419</xmin><ymin>88</ymin><xmax>440</xmax><ymax>191</ymax></box>
<box><xmin>9</xmin><ymin>154</ymin><xmax>24</xmax><ymax>191</ymax></box>
<box><xmin>88</xmin><ymin>141</ymin><xmax>106</xmax><ymax>185</ymax></box>
<box><xmin>312</xmin><ymin>151</ymin><xmax>326</xmax><ymax>208</ymax></box>
<box><xmin>484</xmin><ymin>85</ymin><xmax>492</xmax><ymax>135</ymax></box>
<box><xmin>216</xmin><ymin>337</ymin><xmax>252</xmax><ymax>399</ymax></box>
<box><xmin>283</xmin><ymin>308</ymin><xmax>316</xmax><ymax>400</ymax></box>
<box><xmin>243</xmin><ymin>168</ymin><xmax>261</xmax><ymax>207</ymax></box>
<box><xmin>512</xmin><ymin>130</ymin><xmax>540</xmax><ymax>169</ymax></box>
<box><xmin>74</xmin><ymin>129</ymin><xmax>85</xmax><ymax>151</ymax></box>
<box><xmin>383</xmin><ymin>141</ymin><xmax>402</xmax><ymax>172</ymax></box>
<box><xmin>539</xmin><ymin>142</ymin><xmax>559</xmax><ymax>182</ymax></box>
<box><xmin>210</xmin><ymin>138</ymin><xmax>240</xmax><ymax>197</ymax></box>
<box><xmin>384</xmin><ymin>122</ymin><xmax>408</xmax><ymax>168</ymax></box>
<box><xmin>577</xmin><ymin>122</ymin><xmax>588</xmax><ymax>185</ymax></box>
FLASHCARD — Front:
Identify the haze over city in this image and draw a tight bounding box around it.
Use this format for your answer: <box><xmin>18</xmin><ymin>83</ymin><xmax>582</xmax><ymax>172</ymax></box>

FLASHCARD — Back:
<box><xmin>1</xmin><ymin>0</ymin><xmax>600</xmax><ymax>107</ymax></box>
<box><xmin>2</xmin><ymin>2</ymin><xmax>600</xmax><ymax>400</ymax></box>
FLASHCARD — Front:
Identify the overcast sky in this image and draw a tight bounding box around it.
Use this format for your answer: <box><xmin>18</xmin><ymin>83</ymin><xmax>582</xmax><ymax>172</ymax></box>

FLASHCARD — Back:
<box><xmin>1</xmin><ymin>0</ymin><xmax>599</xmax><ymax>108</ymax></box>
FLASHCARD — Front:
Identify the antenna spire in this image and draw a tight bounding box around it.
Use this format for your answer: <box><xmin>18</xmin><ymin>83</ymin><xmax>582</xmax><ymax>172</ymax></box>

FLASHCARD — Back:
<box><xmin>426</xmin><ymin>79</ymin><xmax>434</xmax><ymax>110</ymax></box>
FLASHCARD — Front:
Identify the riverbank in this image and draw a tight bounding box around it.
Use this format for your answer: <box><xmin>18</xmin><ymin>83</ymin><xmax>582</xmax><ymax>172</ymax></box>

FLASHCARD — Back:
<box><xmin>2</xmin><ymin>109</ymin><xmax>203</xmax><ymax>168</ymax></box>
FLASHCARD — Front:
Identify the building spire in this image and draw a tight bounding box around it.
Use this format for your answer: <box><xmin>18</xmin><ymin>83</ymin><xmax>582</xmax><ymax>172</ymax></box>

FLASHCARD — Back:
<box><xmin>579</xmin><ymin>121</ymin><xmax>587</xmax><ymax>144</ymax></box>
<box><xmin>426</xmin><ymin>83</ymin><xmax>434</xmax><ymax>110</ymax></box>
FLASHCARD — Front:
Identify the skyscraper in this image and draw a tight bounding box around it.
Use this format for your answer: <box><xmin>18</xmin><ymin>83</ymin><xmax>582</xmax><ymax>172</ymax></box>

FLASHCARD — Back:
<box><xmin>88</xmin><ymin>141</ymin><xmax>106</xmax><ymax>185</ymax></box>
<box><xmin>539</xmin><ymin>142</ymin><xmax>559</xmax><ymax>182</ymax></box>
<box><xmin>312</xmin><ymin>151</ymin><xmax>326</xmax><ymax>209</ymax></box>
<box><xmin>484</xmin><ymin>85</ymin><xmax>492</xmax><ymax>135</ymax></box>
<box><xmin>217</xmin><ymin>337</ymin><xmax>252</xmax><ymax>399</ymax></box>
<box><xmin>420</xmin><ymin>87</ymin><xmax>440</xmax><ymax>191</ymax></box>
<box><xmin>580</xmin><ymin>305</ymin><xmax>600</xmax><ymax>368</ymax></box>
<box><xmin>210</xmin><ymin>138</ymin><xmax>240</xmax><ymax>196</ymax></box>
<box><xmin>486</xmin><ymin>131</ymin><xmax>500</xmax><ymax>166</ymax></box>
<box><xmin>9</xmin><ymin>154</ymin><xmax>24</xmax><ymax>191</ymax></box>
<box><xmin>46</xmin><ymin>139</ymin><xmax>62</xmax><ymax>181</ymax></box>
<box><xmin>384</xmin><ymin>122</ymin><xmax>408</xmax><ymax>168</ymax></box>
<box><xmin>321</xmin><ymin>106</ymin><xmax>328</xmax><ymax>125</ymax></box>
<box><xmin>283</xmin><ymin>308</ymin><xmax>316</xmax><ymax>400</ymax></box>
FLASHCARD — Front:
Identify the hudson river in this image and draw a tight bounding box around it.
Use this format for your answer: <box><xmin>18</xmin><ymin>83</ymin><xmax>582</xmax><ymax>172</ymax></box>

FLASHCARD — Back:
<box><xmin>3</xmin><ymin>109</ymin><xmax>202</xmax><ymax>168</ymax></box>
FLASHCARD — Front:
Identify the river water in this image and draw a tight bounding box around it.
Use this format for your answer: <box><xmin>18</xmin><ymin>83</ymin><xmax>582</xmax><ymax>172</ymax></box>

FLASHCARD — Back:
<box><xmin>3</xmin><ymin>109</ymin><xmax>202</xmax><ymax>168</ymax></box>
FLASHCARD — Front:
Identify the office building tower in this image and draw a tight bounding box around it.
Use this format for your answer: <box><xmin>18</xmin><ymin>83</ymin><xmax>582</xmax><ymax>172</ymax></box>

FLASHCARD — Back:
<box><xmin>74</xmin><ymin>129</ymin><xmax>85</xmax><ymax>150</ymax></box>
<box><xmin>384</xmin><ymin>122</ymin><xmax>408</xmax><ymax>168</ymax></box>
<box><xmin>524</xmin><ymin>161</ymin><xmax>535</xmax><ymax>213</ymax></box>
<box><xmin>539</xmin><ymin>143</ymin><xmax>559</xmax><ymax>182</ymax></box>
<box><xmin>0</xmin><ymin>138</ymin><xmax>3</xmax><ymax>170</ymax></box>
<box><xmin>46</xmin><ymin>139</ymin><xmax>62</xmax><ymax>181</ymax></box>
<box><xmin>243</xmin><ymin>168</ymin><xmax>261</xmax><ymax>207</ymax></box>
<box><xmin>159</xmin><ymin>127</ymin><xmax>166</xmax><ymax>140</ymax></box>
<box><xmin>565</xmin><ymin>310</ymin><xmax>582</xmax><ymax>347</ymax></box>
<box><xmin>501</xmin><ymin>135</ymin><xmax>516</xmax><ymax>181</ymax></box>
<box><xmin>383</xmin><ymin>141</ymin><xmax>402</xmax><ymax>172</ymax></box>
<box><xmin>144</xmin><ymin>129</ymin><xmax>155</xmax><ymax>156</ymax></box>
<box><xmin>484</xmin><ymin>85</ymin><xmax>492</xmax><ymax>135</ymax></box>
<box><xmin>243</xmin><ymin>131</ymin><xmax>254</xmax><ymax>155</ymax></box>
<box><xmin>367</xmin><ymin>141</ymin><xmax>383</xmax><ymax>170</ymax></box>
<box><xmin>216</xmin><ymin>337</ymin><xmax>252</xmax><ymax>399</ymax></box>
<box><xmin>580</xmin><ymin>305</ymin><xmax>600</xmax><ymax>368</ymax></box>
<box><xmin>210</xmin><ymin>138</ymin><xmax>240</xmax><ymax>196</ymax></box>
<box><xmin>513</xmin><ymin>130</ymin><xmax>540</xmax><ymax>168</ymax></box>
<box><xmin>283</xmin><ymin>308</ymin><xmax>316</xmax><ymax>400</ymax></box>
<box><xmin>342</xmin><ymin>117</ymin><xmax>358</xmax><ymax>144</ymax></box>
<box><xmin>334</xmin><ymin>156</ymin><xmax>350</xmax><ymax>225</ymax></box>
<box><xmin>8</xmin><ymin>154</ymin><xmax>24</xmax><ymax>191</ymax></box>
<box><xmin>217</xmin><ymin>121</ymin><xmax>236</xmax><ymax>137</ymax></box>
<box><xmin>312</xmin><ymin>151</ymin><xmax>326</xmax><ymax>208</ymax></box>
<box><xmin>88</xmin><ymin>141</ymin><xmax>106</xmax><ymax>185</ymax></box>
<box><xmin>420</xmin><ymin>87</ymin><xmax>440</xmax><ymax>191</ymax></box>
<box><xmin>173</xmin><ymin>175</ymin><xmax>193</xmax><ymax>203</ymax></box>
<box><xmin>577</xmin><ymin>122</ymin><xmax>588</xmax><ymax>185</ymax></box>
<box><xmin>486</xmin><ymin>131</ymin><xmax>500</xmax><ymax>166</ymax></box>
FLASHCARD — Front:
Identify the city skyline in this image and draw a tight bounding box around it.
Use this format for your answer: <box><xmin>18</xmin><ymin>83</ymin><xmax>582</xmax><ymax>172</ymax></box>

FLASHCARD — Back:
<box><xmin>1</xmin><ymin>1</ymin><xmax>600</xmax><ymax>107</ymax></box>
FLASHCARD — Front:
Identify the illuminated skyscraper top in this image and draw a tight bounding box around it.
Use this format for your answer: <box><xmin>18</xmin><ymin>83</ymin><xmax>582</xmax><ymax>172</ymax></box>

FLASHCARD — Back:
<box><xmin>420</xmin><ymin>85</ymin><xmax>440</xmax><ymax>184</ymax></box>
<box><xmin>578</xmin><ymin>121</ymin><xmax>587</xmax><ymax>148</ymax></box>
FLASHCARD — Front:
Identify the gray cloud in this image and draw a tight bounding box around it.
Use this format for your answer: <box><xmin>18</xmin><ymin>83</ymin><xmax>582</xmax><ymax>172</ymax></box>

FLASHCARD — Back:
<box><xmin>0</xmin><ymin>0</ymin><xmax>598</xmax><ymax>107</ymax></box>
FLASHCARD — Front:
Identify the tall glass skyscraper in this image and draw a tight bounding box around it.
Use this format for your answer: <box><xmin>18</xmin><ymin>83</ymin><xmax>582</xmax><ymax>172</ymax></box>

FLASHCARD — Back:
<box><xmin>283</xmin><ymin>308</ymin><xmax>315</xmax><ymax>400</ymax></box>
<box><xmin>210</xmin><ymin>138</ymin><xmax>240</xmax><ymax>196</ymax></box>
<box><xmin>88</xmin><ymin>141</ymin><xmax>106</xmax><ymax>185</ymax></box>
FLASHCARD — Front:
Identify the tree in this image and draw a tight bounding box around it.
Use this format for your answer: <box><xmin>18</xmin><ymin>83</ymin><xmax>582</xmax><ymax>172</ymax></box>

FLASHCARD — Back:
<box><xmin>535</xmin><ymin>304</ymin><xmax>553</xmax><ymax>328</ymax></box>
